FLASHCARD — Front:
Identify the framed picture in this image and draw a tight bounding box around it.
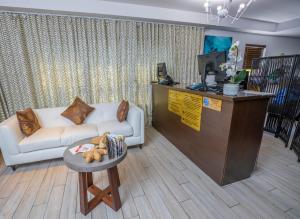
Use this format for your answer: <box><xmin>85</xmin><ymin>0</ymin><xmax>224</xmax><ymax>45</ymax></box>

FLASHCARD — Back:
<box><xmin>204</xmin><ymin>35</ymin><xmax>232</xmax><ymax>55</ymax></box>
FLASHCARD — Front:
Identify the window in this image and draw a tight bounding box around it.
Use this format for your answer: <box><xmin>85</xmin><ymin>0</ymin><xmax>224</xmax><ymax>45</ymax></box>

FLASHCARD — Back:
<box><xmin>243</xmin><ymin>44</ymin><xmax>266</xmax><ymax>69</ymax></box>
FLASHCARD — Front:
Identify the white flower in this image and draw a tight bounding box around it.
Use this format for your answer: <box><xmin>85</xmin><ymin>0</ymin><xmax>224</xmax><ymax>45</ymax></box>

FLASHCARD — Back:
<box><xmin>219</xmin><ymin>63</ymin><xmax>226</xmax><ymax>71</ymax></box>
<box><xmin>226</xmin><ymin>69</ymin><xmax>236</xmax><ymax>77</ymax></box>
<box><xmin>220</xmin><ymin>40</ymin><xmax>243</xmax><ymax>80</ymax></box>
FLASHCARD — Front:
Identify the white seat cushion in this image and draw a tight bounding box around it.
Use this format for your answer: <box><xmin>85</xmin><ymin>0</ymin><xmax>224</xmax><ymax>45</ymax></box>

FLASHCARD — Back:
<box><xmin>61</xmin><ymin>124</ymin><xmax>98</xmax><ymax>145</ymax></box>
<box><xmin>97</xmin><ymin>120</ymin><xmax>133</xmax><ymax>137</ymax></box>
<box><xmin>18</xmin><ymin>127</ymin><xmax>64</xmax><ymax>153</ymax></box>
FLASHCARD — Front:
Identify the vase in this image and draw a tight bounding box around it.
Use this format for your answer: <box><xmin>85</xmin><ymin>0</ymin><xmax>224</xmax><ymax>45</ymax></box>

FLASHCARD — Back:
<box><xmin>223</xmin><ymin>83</ymin><xmax>239</xmax><ymax>96</ymax></box>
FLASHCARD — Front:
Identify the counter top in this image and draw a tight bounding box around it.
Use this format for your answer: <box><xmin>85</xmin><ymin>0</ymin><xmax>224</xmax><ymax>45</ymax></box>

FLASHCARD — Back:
<box><xmin>152</xmin><ymin>83</ymin><xmax>273</xmax><ymax>102</ymax></box>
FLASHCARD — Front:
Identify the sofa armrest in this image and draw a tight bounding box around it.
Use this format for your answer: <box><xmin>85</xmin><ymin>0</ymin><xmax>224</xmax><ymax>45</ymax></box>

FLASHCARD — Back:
<box><xmin>0</xmin><ymin>115</ymin><xmax>24</xmax><ymax>155</ymax></box>
<box><xmin>127</xmin><ymin>104</ymin><xmax>144</xmax><ymax>143</ymax></box>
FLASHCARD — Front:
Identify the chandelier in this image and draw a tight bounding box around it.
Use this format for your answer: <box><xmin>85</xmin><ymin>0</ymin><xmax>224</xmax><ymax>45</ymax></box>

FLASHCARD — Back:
<box><xmin>203</xmin><ymin>0</ymin><xmax>255</xmax><ymax>24</ymax></box>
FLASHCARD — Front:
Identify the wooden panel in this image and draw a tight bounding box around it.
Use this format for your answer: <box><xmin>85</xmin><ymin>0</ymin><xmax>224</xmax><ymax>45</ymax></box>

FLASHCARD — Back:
<box><xmin>152</xmin><ymin>83</ymin><xmax>270</xmax><ymax>185</ymax></box>
<box><xmin>223</xmin><ymin>99</ymin><xmax>269</xmax><ymax>184</ymax></box>
<box><xmin>152</xmin><ymin>84</ymin><xmax>233</xmax><ymax>184</ymax></box>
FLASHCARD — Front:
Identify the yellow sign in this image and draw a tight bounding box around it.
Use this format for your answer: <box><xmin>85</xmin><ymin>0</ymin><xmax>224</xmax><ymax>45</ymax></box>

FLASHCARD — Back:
<box><xmin>203</xmin><ymin>97</ymin><xmax>222</xmax><ymax>112</ymax></box>
<box><xmin>168</xmin><ymin>90</ymin><xmax>202</xmax><ymax>131</ymax></box>
<box><xmin>181</xmin><ymin>93</ymin><xmax>202</xmax><ymax>131</ymax></box>
<box><xmin>168</xmin><ymin>90</ymin><xmax>184</xmax><ymax>116</ymax></box>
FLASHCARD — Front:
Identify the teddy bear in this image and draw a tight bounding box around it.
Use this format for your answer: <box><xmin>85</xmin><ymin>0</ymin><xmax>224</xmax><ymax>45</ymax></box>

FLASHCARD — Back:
<box><xmin>82</xmin><ymin>147</ymin><xmax>108</xmax><ymax>163</ymax></box>
<box><xmin>82</xmin><ymin>132</ymin><xmax>110</xmax><ymax>163</ymax></box>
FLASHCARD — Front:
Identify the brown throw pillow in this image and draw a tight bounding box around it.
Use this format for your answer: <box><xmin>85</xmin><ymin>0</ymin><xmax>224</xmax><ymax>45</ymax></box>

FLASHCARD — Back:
<box><xmin>117</xmin><ymin>100</ymin><xmax>129</xmax><ymax>122</ymax></box>
<box><xmin>16</xmin><ymin>108</ymin><xmax>41</xmax><ymax>137</ymax></box>
<box><xmin>61</xmin><ymin>97</ymin><xmax>95</xmax><ymax>125</ymax></box>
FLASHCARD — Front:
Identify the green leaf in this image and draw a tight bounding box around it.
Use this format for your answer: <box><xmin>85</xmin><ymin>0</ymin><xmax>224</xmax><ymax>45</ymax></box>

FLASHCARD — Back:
<box><xmin>233</xmin><ymin>70</ymin><xmax>247</xmax><ymax>84</ymax></box>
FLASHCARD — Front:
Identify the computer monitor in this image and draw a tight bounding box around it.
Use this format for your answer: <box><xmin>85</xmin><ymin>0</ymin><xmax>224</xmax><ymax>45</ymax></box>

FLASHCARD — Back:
<box><xmin>197</xmin><ymin>51</ymin><xmax>226</xmax><ymax>83</ymax></box>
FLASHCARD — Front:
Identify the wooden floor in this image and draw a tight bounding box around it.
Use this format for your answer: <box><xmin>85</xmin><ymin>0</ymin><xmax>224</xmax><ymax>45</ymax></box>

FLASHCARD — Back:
<box><xmin>0</xmin><ymin>127</ymin><xmax>300</xmax><ymax>219</ymax></box>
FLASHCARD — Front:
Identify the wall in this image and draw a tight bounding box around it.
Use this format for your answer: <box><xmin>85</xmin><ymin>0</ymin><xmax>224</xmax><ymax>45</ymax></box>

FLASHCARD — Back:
<box><xmin>205</xmin><ymin>29</ymin><xmax>300</xmax><ymax>62</ymax></box>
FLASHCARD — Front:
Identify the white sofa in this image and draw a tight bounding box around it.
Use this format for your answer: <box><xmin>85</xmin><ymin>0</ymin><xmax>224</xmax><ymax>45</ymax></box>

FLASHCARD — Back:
<box><xmin>0</xmin><ymin>102</ymin><xmax>144</xmax><ymax>168</ymax></box>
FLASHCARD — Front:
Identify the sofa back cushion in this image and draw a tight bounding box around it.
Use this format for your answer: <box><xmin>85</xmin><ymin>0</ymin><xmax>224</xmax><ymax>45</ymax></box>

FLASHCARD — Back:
<box><xmin>35</xmin><ymin>107</ymin><xmax>74</xmax><ymax>128</ymax></box>
<box><xmin>34</xmin><ymin>102</ymin><xmax>120</xmax><ymax>128</ymax></box>
<box><xmin>85</xmin><ymin>103</ymin><xmax>119</xmax><ymax>124</ymax></box>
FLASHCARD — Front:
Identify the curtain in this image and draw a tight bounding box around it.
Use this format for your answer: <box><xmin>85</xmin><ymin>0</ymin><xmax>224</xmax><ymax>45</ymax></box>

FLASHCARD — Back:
<box><xmin>0</xmin><ymin>12</ymin><xmax>204</xmax><ymax>123</ymax></box>
<box><xmin>0</xmin><ymin>81</ymin><xmax>9</xmax><ymax>120</ymax></box>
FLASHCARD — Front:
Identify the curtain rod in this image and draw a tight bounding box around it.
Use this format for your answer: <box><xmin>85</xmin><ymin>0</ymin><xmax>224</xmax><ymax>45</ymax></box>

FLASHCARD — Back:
<box><xmin>0</xmin><ymin>10</ymin><xmax>204</xmax><ymax>29</ymax></box>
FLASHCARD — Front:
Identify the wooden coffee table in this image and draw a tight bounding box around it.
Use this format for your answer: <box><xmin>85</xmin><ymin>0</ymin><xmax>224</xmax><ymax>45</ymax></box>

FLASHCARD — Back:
<box><xmin>63</xmin><ymin>138</ymin><xmax>127</xmax><ymax>215</ymax></box>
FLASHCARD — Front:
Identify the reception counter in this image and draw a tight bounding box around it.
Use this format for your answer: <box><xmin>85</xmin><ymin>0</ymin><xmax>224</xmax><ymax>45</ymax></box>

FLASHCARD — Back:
<box><xmin>152</xmin><ymin>83</ymin><xmax>271</xmax><ymax>185</ymax></box>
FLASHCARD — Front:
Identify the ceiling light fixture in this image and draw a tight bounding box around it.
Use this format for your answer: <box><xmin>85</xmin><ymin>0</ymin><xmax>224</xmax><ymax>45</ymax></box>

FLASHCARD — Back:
<box><xmin>203</xmin><ymin>0</ymin><xmax>255</xmax><ymax>24</ymax></box>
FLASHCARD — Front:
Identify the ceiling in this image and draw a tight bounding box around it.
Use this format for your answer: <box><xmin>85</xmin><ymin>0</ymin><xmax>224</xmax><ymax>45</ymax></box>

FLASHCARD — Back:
<box><xmin>1</xmin><ymin>0</ymin><xmax>300</xmax><ymax>37</ymax></box>
<box><xmin>102</xmin><ymin>0</ymin><xmax>300</xmax><ymax>23</ymax></box>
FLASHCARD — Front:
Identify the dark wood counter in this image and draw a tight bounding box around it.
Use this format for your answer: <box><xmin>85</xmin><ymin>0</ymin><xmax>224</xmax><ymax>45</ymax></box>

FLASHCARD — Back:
<box><xmin>152</xmin><ymin>83</ymin><xmax>271</xmax><ymax>185</ymax></box>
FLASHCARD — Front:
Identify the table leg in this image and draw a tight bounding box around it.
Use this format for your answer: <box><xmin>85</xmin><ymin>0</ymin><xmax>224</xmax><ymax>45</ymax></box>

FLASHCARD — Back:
<box><xmin>78</xmin><ymin>172</ymin><xmax>90</xmax><ymax>215</ymax></box>
<box><xmin>115</xmin><ymin>167</ymin><xmax>121</xmax><ymax>187</ymax></box>
<box><xmin>107</xmin><ymin>166</ymin><xmax>121</xmax><ymax>211</ymax></box>
<box><xmin>87</xmin><ymin>172</ymin><xmax>93</xmax><ymax>187</ymax></box>
<box><xmin>78</xmin><ymin>168</ymin><xmax>121</xmax><ymax>215</ymax></box>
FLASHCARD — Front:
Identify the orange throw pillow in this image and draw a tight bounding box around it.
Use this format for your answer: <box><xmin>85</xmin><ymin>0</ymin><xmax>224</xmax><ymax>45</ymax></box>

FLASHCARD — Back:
<box><xmin>16</xmin><ymin>108</ymin><xmax>41</xmax><ymax>137</ymax></box>
<box><xmin>61</xmin><ymin>97</ymin><xmax>95</xmax><ymax>125</ymax></box>
<box><xmin>117</xmin><ymin>100</ymin><xmax>129</xmax><ymax>122</ymax></box>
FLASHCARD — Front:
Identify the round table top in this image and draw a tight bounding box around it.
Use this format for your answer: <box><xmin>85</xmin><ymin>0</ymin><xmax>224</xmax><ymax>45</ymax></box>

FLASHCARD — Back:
<box><xmin>63</xmin><ymin>137</ymin><xmax>127</xmax><ymax>172</ymax></box>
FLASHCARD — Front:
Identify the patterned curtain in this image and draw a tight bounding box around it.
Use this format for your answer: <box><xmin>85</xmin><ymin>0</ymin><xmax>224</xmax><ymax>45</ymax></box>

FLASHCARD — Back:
<box><xmin>0</xmin><ymin>12</ymin><xmax>204</xmax><ymax>123</ymax></box>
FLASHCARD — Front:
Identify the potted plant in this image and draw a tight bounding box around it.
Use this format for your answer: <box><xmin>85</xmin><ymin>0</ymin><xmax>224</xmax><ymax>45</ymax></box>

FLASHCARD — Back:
<box><xmin>220</xmin><ymin>41</ymin><xmax>247</xmax><ymax>96</ymax></box>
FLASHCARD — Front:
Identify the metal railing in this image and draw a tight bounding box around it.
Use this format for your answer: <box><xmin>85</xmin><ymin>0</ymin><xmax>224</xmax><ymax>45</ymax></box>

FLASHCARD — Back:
<box><xmin>248</xmin><ymin>55</ymin><xmax>300</xmax><ymax>161</ymax></box>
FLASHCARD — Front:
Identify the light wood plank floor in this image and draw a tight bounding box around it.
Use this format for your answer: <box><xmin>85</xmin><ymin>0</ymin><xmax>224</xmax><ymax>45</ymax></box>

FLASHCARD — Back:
<box><xmin>0</xmin><ymin>127</ymin><xmax>300</xmax><ymax>219</ymax></box>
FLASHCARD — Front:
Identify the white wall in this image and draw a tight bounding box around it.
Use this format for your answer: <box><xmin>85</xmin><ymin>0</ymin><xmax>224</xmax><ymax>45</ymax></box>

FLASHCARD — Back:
<box><xmin>205</xmin><ymin>29</ymin><xmax>300</xmax><ymax>61</ymax></box>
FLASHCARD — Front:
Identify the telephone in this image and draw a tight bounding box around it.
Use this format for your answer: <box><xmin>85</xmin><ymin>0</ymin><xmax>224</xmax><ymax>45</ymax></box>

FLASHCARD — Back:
<box><xmin>158</xmin><ymin>75</ymin><xmax>175</xmax><ymax>85</ymax></box>
<box><xmin>157</xmin><ymin>63</ymin><xmax>177</xmax><ymax>86</ymax></box>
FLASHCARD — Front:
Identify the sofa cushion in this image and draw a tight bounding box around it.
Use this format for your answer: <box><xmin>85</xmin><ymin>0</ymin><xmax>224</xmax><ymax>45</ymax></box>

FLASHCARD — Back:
<box><xmin>61</xmin><ymin>97</ymin><xmax>95</xmax><ymax>125</ymax></box>
<box><xmin>16</xmin><ymin>108</ymin><xmax>41</xmax><ymax>136</ymax></box>
<box><xmin>18</xmin><ymin>127</ymin><xmax>64</xmax><ymax>153</ymax></box>
<box><xmin>61</xmin><ymin>124</ymin><xmax>98</xmax><ymax>145</ymax></box>
<box><xmin>117</xmin><ymin>100</ymin><xmax>129</xmax><ymax>122</ymax></box>
<box><xmin>97</xmin><ymin>120</ymin><xmax>133</xmax><ymax>137</ymax></box>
